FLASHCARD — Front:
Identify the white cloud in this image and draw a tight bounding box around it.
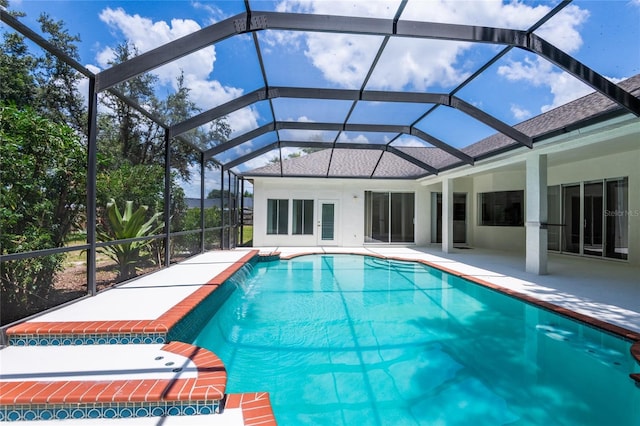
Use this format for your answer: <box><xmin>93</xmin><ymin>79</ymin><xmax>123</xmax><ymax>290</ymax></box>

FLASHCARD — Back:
<box><xmin>391</xmin><ymin>135</ymin><xmax>427</xmax><ymax>148</ymax></box>
<box><xmin>510</xmin><ymin>104</ymin><xmax>532</xmax><ymax>121</ymax></box>
<box><xmin>191</xmin><ymin>1</ymin><xmax>227</xmax><ymax>25</ymax></box>
<box><xmin>337</xmin><ymin>133</ymin><xmax>371</xmax><ymax>144</ymax></box>
<box><xmin>96</xmin><ymin>7</ymin><xmax>259</xmax><ymax>137</ymax></box>
<box><xmin>498</xmin><ymin>56</ymin><xmax>593</xmax><ymax>113</ymax></box>
<box><xmin>304</xmin><ymin>34</ymin><xmax>383</xmax><ymax>88</ymax></box>
<box><xmin>535</xmin><ymin>5</ymin><xmax>589</xmax><ymax>53</ymax></box>
<box><xmin>271</xmin><ymin>0</ymin><xmax>586</xmax><ymax>92</ymax></box>
<box><xmin>491</xmin><ymin>3</ymin><xmax>592</xmax><ymax>116</ymax></box>
<box><xmin>368</xmin><ymin>38</ymin><xmax>472</xmax><ymax>90</ymax></box>
<box><xmin>276</xmin><ymin>0</ymin><xmax>401</xmax><ymax>18</ymax></box>
<box><xmin>98</xmin><ymin>7</ymin><xmax>210</xmax><ymax>76</ymax></box>
<box><xmin>237</xmin><ymin>148</ymin><xmax>300</xmax><ymax>172</ymax></box>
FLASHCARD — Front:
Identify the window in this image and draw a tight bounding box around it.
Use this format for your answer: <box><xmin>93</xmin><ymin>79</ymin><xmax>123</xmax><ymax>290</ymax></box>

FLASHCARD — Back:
<box><xmin>267</xmin><ymin>199</ymin><xmax>288</xmax><ymax>234</ymax></box>
<box><xmin>479</xmin><ymin>191</ymin><xmax>524</xmax><ymax>226</ymax></box>
<box><xmin>365</xmin><ymin>192</ymin><xmax>414</xmax><ymax>243</ymax></box>
<box><xmin>292</xmin><ymin>199</ymin><xmax>314</xmax><ymax>235</ymax></box>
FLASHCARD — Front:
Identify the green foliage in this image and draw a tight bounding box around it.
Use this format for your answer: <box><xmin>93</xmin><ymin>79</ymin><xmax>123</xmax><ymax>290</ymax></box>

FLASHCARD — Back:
<box><xmin>0</xmin><ymin>103</ymin><xmax>85</xmax><ymax>324</ymax></box>
<box><xmin>96</xmin><ymin>163</ymin><xmax>165</xmax><ymax>217</ymax></box>
<box><xmin>171</xmin><ymin>206</ymin><xmax>221</xmax><ymax>255</ymax></box>
<box><xmin>33</xmin><ymin>13</ymin><xmax>86</xmax><ymax>134</ymax></box>
<box><xmin>0</xmin><ymin>32</ymin><xmax>36</xmax><ymax>108</ymax></box>
<box><xmin>97</xmin><ymin>199</ymin><xmax>163</xmax><ymax>282</ymax></box>
<box><xmin>0</xmin><ymin>8</ymin><xmax>240</xmax><ymax>324</ymax></box>
<box><xmin>184</xmin><ymin>207</ymin><xmax>222</xmax><ymax>229</ymax></box>
<box><xmin>206</xmin><ymin>189</ymin><xmax>232</xmax><ymax>199</ymax></box>
<box><xmin>0</xmin><ymin>11</ymin><xmax>86</xmax><ymax>133</ymax></box>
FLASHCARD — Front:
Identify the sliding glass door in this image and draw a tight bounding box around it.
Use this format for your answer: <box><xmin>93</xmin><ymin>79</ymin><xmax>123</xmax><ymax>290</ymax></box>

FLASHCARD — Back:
<box><xmin>583</xmin><ymin>182</ymin><xmax>604</xmax><ymax>256</ymax></box>
<box><xmin>605</xmin><ymin>178</ymin><xmax>629</xmax><ymax>259</ymax></box>
<box><xmin>365</xmin><ymin>192</ymin><xmax>414</xmax><ymax>243</ymax></box>
<box><xmin>562</xmin><ymin>185</ymin><xmax>580</xmax><ymax>254</ymax></box>
<box><xmin>556</xmin><ymin>178</ymin><xmax>628</xmax><ymax>260</ymax></box>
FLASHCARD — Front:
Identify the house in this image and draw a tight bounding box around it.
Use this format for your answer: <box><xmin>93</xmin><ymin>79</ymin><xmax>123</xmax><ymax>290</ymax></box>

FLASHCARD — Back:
<box><xmin>244</xmin><ymin>74</ymin><xmax>640</xmax><ymax>272</ymax></box>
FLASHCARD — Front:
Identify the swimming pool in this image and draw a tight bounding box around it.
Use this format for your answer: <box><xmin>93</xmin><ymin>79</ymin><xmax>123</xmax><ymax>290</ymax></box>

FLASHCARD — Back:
<box><xmin>191</xmin><ymin>254</ymin><xmax>640</xmax><ymax>425</ymax></box>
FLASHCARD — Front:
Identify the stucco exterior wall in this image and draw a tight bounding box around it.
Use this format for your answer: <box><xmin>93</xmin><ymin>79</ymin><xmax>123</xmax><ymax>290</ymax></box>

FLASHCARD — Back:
<box><xmin>251</xmin><ymin>178</ymin><xmax>428</xmax><ymax>247</ymax></box>
<box><xmin>470</xmin><ymin>168</ymin><xmax>527</xmax><ymax>253</ymax></box>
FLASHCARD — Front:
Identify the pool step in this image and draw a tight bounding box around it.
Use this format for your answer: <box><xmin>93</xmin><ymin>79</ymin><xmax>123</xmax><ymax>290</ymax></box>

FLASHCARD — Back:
<box><xmin>0</xmin><ymin>342</ymin><xmax>226</xmax><ymax>422</ymax></box>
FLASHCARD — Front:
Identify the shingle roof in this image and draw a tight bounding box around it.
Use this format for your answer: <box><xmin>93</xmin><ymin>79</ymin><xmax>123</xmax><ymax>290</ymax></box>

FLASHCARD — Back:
<box><xmin>244</xmin><ymin>74</ymin><xmax>640</xmax><ymax>179</ymax></box>
<box><xmin>463</xmin><ymin>73</ymin><xmax>640</xmax><ymax>159</ymax></box>
<box><xmin>247</xmin><ymin>149</ymin><xmax>429</xmax><ymax>179</ymax></box>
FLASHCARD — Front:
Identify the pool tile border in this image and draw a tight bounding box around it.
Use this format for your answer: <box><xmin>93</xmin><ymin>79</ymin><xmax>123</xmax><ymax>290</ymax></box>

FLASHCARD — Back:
<box><xmin>281</xmin><ymin>251</ymin><xmax>640</xmax><ymax>382</ymax></box>
<box><xmin>5</xmin><ymin>250</ymin><xmax>260</xmax><ymax>345</ymax></box>
<box><xmin>0</xmin><ymin>400</ymin><xmax>220</xmax><ymax>422</ymax></box>
<box><xmin>0</xmin><ymin>341</ymin><xmax>226</xmax><ymax>421</ymax></box>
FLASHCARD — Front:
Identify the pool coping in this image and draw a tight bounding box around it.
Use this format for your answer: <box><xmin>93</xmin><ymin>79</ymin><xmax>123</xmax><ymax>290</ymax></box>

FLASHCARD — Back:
<box><xmin>5</xmin><ymin>250</ymin><xmax>260</xmax><ymax>342</ymax></box>
<box><xmin>1</xmin><ymin>249</ymin><xmax>279</xmax><ymax>424</ymax></box>
<box><xmin>278</xmin><ymin>250</ymin><xmax>640</xmax><ymax>384</ymax></box>
<box><xmin>0</xmin><ymin>341</ymin><xmax>226</xmax><ymax>405</ymax></box>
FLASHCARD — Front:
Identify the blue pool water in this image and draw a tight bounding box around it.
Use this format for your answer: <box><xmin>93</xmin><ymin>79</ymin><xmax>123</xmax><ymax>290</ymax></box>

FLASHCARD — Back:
<box><xmin>192</xmin><ymin>254</ymin><xmax>640</xmax><ymax>425</ymax></box>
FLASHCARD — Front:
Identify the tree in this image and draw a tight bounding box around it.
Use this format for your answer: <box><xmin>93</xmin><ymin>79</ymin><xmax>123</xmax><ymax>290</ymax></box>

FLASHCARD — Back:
<box><xmin>95</xmin><ymin>43</ymin><xmax>233</xmax><ymax>258</ymax></box>
<box><xmin>97</xmin><ymin>200</ymin><xmax>163</xmax><ymax>282</ymax></box>
<box><xmin>207</xmin><ymin>189</ymin><xmax>233</xmax><ymax>199</ymax></box>
<box><xmin>0</xmin><ymin>9</ymin><xmax>86</xmax><ymax>134</ymax></box>
<box><xmin>98</xmin><ymin>42</ymin><xmax>165</xmax><ymax>169</ymax></box>
<box><xmin>34</xmin><ymin>13</ymin><xmax>86</xmax><ymax>135</ymax></box>
<box><xmin>267</xmin><ymin>148</ymin><xmax>321</xmax><ymax>164</ymax></box>
<box><xmin>0</xmin><ymin>104</ymin><xmax>86</xmax><ymax>324</ymax></box>
<box><xmin>98</xmin><ymin>44</ymin><xmax>231</xmax><ymax>180</ymax></box>
<box><xmin>0</xmin><ymin>32</ymin><xmax>37</xmax><ymax>108</ymax></box>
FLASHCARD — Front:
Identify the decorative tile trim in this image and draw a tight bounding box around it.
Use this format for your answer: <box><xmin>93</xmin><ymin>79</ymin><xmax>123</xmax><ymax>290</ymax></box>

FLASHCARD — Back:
<box><xmin>0</xmin><ymin>400</ymin><xmax>220</xmax><ymax>422</ymax></box>
<box><xmin>166</xmin><ymin>282</ymin><xmax>236</xmax><ymax>344</ymax></box>
<box><xmin>5</xmin><ymin>250</ymin><xmax>260</xmax><ymax>346</ymax></box>
<box><xmin>9</xmin><ymin>332</ymin><xmax>166</xmax><ymax>346</ymax></box>
<box><xmin>258</xmin><ymin>252</ymin><xmax>280</xmax><ymax>262</ymax></box>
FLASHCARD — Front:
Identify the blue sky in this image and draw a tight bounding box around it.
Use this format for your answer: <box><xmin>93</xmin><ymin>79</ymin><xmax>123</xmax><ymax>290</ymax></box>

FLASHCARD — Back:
<box><xmin>4</xmin><ymin>0</ymin><xmax>640</xmax><ymax>194</ymax></box>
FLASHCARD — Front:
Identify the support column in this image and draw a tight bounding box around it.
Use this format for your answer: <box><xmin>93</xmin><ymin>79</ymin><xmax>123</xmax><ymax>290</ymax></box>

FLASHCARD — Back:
<box><xmin>86</xmin><ymin>77</ymin><xmax>98</xmax><ymax>296</ymax></box>
<box><xmin>526</xmin><ymin>154</ymin><xmax>548</xmax><ymax>274</ymax></box>
<box><xmin>442</xmin><ymin>178</ymin><xmax>454</xmax><ymax>253</ymax></box>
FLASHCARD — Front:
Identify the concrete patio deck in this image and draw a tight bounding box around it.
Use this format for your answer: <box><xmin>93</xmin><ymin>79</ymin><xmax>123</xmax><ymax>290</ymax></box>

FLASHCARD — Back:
<box><xmin>1</xmin><ymin>246</ymin><xmax>639</xmax><ymax>424</ymax></box>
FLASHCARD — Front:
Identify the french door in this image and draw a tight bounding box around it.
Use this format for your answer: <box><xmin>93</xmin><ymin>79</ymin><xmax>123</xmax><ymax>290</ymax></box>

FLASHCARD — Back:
<box><xmin>317</xmin><ymin>200</ymin><xmax>338</xmax><ymax>245</ymax></box>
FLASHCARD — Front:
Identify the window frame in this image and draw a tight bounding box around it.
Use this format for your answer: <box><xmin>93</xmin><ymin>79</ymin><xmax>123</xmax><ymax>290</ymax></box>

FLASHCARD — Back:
<box><xmin>478</xmin><ymin>190</ymin><xmax>524</xmax><ymax>227</ymax></box>
<box><xmin>267</xmin><ymin>198</ymin><xmax>289</xmax><ymax>235</ymax></box>
<box><xmin>292</xmin><ymin>199</ymin><xmax>314</xmax><ymax>235</ymax></box>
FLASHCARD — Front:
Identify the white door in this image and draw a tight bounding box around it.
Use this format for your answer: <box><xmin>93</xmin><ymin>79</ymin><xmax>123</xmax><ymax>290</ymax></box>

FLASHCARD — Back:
<box><xmin>317</xmin><ymin>200</ymin><xmax>338</xmax><ymax>245</ymax></box>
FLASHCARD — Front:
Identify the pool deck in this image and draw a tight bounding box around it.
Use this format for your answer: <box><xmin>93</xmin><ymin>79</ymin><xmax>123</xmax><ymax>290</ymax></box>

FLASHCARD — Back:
<box><xmin>1</xmin><ymin>246</ymin><xmax>640</xmax><ymax>424</ymax></box>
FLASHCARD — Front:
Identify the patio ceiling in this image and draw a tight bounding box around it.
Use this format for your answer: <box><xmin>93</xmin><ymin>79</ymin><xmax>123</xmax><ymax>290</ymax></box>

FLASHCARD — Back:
<box><xmin>3</xmin><ymin>0</ymin><xmax>639</xmax><ymax>180</ymax></box>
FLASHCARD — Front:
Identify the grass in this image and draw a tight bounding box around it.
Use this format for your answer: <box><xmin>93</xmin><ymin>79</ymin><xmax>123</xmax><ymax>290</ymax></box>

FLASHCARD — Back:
<box><xmin>240</xmin><ymin>225</ymin><xmax>253</xmax><ymax>246</ymax></box>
